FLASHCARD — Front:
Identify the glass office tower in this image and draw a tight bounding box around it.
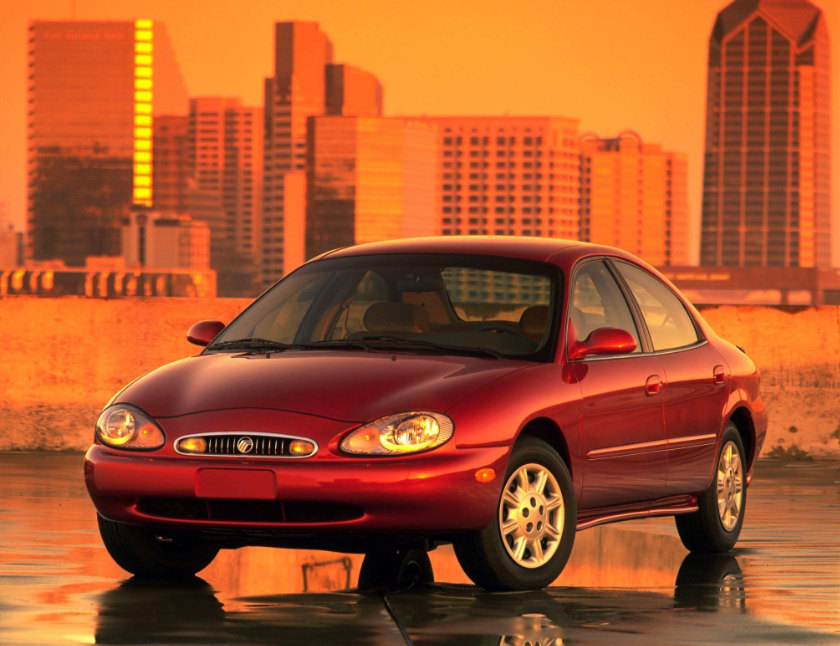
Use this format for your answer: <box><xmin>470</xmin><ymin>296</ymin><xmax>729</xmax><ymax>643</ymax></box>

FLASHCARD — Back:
<box><xmin>305</xmin><ymin>116</ymin><xmax>436</xmax><ymax>259</ymax></box>
<box><xmin>27</xmin><ymin>20</ymin><xmax>187</xmax><ymax>266</ymax></box>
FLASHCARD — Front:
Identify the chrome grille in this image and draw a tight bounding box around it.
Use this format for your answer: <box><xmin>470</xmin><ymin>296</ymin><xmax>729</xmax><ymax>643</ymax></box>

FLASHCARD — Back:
<box><xmin>175</xmin><ymin>433</ymin><xmax>317</xmax><ymax>458</ymax></box>
<box><xmin>206</xmin><ymin>434</ymin><xmax>286</xmax><ymax>456</ymax></box>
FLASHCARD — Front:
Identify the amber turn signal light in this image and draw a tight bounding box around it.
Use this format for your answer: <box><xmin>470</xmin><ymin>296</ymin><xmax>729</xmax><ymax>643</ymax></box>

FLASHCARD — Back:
<box><xmin>475</xmin><ymin>468</ymin><xmax>496</xmax><ymax>483</ymax></box>
<box><xmin>289</xmin><ymin>439</ymin><xmax>316</xmax><ymax>456</ymax></box>
<box><xmin>178</xmin><ymin>437</ymin><xmax>207</xmax><ymax>454</ymax></box>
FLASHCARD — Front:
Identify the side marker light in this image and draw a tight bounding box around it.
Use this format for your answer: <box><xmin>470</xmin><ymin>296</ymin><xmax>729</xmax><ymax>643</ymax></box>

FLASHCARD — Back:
<box><xmin>475</xmin><ymin>468</ymin><xmax>496</xmax><ymax>483</ymax></box>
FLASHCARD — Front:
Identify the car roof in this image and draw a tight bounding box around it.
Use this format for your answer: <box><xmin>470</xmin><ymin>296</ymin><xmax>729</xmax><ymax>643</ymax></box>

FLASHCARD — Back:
<box><xmin>319</xmin><ymin>236</ymin><xmax>628</xmax><ymax>264</ymax></box>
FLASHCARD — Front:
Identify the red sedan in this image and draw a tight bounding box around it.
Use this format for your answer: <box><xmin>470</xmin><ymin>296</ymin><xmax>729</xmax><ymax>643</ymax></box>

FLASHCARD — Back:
<box><xmin>85</xmin><ymin>237</ymin><xmax>766</xmax><ymax>590</ymax></box>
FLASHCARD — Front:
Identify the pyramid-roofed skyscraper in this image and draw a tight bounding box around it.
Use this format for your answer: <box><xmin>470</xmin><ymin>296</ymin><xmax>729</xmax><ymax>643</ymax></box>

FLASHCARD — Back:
<box><xmin>700</xmin><ymin>0</ymin><xmax>831</xmax><ymax>267</ymax></box>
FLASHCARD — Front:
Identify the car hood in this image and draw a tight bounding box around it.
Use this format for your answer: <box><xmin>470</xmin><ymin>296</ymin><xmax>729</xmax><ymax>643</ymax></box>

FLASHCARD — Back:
<box><xmin>114</xmin><ymin>350</ymin><xmax>532</xmax><ymax>422</ymax></box>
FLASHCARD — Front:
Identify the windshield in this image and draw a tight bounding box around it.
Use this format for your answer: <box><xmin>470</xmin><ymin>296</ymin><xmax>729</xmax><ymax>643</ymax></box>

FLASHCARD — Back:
<box><xmin>209</xmin><ymin>253</ymin><xmax>560</xmax><ymax>361</ymax></box>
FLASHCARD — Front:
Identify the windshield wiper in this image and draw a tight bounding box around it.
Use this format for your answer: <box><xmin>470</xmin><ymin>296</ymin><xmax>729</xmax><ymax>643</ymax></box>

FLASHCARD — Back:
<box><xmin>209</xmin><ymin>336</ymin><xmax>501</xmax><ymax>359</ymax></box>
<box><xmin>352</xmin><ymin>335</ymin><xmax>502</xmax><ymax>359</ymax></box>
<box><xmin>208</xmin><ymin>338</ymin><xmax>299</xmax><ymax>352</ymax></box>
<box><xmin>297</xmin><ymin>339</ymin><xmax>373</xmax><ymax>351</ymax></box>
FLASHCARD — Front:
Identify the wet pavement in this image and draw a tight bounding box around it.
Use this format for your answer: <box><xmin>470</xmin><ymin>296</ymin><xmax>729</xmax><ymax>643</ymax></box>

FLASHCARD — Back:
<box><xmin>0</xmin><ymin>453</ymin><xmax>838</xmax><ymax>645</ymax></box>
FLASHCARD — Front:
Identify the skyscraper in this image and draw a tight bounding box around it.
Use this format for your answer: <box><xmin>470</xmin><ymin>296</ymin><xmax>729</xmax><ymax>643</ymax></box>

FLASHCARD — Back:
<box><xmin>306</xmin><ymin>116</ymin><xmax>437</xmax><ymax>259</ymax></box>
<box><xmin>188</xmin><ymin>97</ymin><xmax>263</xmax><ymax>294</ymax></box>
<box><xmin>413</xmin><ymin>116</ymin><xmax>581</xmax><ymax>240</ymax></box>
<box><xmin>701</xmin><ymin>0</ymin><xmax>831</xmax><ymax>267</ymax></box>
<box><xmin>326</xmin><ymin>64</ymin><xmax>384</xmax><ymax>118</ymax></box>
<box><xmin>27</xmin><ymin>20</ymin><xmax>187</xmax><ymax>266</ymax></box>
<box><xmin>261</xmin><ymin>22</ymin><xmax>384</xmax><ymax>284</ymax></box>
<box><xmin>580</xmin><ymin>132</ymin><xmax>689</xmax><ymax>266</ymax></box>
<box><xmin>152</xmin><ymin>115</ymin><xmax>189</xmax><ymax>214</ymax></box>
<box><xmin>262</xmin><ymin>22</ymin><xmax>334</xmax><ymax>284</ymax></box>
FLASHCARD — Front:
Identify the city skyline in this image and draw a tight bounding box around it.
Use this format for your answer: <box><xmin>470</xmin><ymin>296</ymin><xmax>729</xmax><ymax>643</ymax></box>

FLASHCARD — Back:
<box><xmin>1</xmin><ymin>0</ymin><xmax>838</xmax><ymax>265</ymax></box>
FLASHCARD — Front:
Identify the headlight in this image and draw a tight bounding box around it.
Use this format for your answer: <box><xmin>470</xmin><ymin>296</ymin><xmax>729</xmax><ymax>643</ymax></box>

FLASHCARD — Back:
<box><xmin>95</xmin><ymin>404</ymin><xmax>165</xmax><ymax>450</ymax></box>
<box><xmin>340</xmin><ymin>412</ymin><xmax>454</xmax><ymax>456</ymax></box>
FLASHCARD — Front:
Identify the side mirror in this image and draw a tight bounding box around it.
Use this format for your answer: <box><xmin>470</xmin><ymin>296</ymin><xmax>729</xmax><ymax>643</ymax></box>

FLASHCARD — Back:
<box><xmin>568</xmin><ymin>327</ymin><xmax>637</xmax><ymax>360</ymax></box>
<box><xmin>187</xmin><ymin>320</ymin><xmax>225</xmax><ymax>346</ymax></box>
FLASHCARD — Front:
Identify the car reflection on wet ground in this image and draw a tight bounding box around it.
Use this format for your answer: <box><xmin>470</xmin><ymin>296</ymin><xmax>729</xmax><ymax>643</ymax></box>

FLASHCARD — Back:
<box><xmin>0</xmin><ymin>454</ymin><xmax>838</xmax><ymax>645</ymax></box>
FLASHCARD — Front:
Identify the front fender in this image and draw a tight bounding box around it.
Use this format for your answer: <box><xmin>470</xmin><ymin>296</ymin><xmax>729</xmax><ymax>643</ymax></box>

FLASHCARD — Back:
<box><xmin>446</xmin><ymin>363</ymin><xmax>583</xmax><ymax>500</ymax></box>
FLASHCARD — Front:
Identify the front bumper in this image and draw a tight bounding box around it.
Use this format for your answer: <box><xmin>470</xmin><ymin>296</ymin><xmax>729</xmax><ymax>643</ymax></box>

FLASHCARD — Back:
<box><xmin>85</xmin><ymin>443</ymin><xmax>510</xmax><ymax>545</ymax></box>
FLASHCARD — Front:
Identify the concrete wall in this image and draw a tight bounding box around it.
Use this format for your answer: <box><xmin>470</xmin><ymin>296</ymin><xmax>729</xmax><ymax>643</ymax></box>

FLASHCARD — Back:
<box><xmin>0</xmin><ymin>297</ymin><xmax>249</xmax><ymax>451</ymax></box>
<box><xmin>1</xmin><ymin>297</ymin><xmax>838</xmax><ymax>456</ymax></box>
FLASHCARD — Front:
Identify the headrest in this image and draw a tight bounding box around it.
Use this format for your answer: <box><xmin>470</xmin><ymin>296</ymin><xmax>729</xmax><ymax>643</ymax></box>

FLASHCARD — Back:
<box><xmin>363</xmin><ymin>302</ymin><xmax>431</xmax><ymax>334</ymax></box>
<box><xmin>520</xmin><ymin>305</ymin><xmax>549</xmax><ymax>340</ymax></box>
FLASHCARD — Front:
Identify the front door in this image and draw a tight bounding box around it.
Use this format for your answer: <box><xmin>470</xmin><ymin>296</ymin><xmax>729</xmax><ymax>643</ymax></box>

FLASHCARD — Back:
<box><xmin>570</xmin><ymin>260</ymin><xmax>667</xmax><ymax>510</ymax></box>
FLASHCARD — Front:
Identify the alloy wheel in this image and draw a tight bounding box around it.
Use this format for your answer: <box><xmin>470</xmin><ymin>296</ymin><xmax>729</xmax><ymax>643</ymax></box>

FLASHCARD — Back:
<box><xmin>716</xmin><ymin>440</ymin><xmax>744</xmax><ymax>531</ymax></box>
<box><xmin>498</xmin><ymin>462</ymin><xmax>564</xmax><ymax>568</ymax></box>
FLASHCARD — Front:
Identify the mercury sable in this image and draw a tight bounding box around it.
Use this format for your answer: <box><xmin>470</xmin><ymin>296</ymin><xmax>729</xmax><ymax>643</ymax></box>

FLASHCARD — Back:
<box><xmin>85</xmin><ymin>236</ymin><xmax>766</xmax><ymax>590</ymax></box>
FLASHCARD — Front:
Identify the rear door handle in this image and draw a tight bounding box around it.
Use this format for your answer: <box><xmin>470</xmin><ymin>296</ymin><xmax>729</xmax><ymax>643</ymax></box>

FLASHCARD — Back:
<box><xmin>713</xmin><ymin>364</ymin><xmax>727</xmax><ymax>386</ymax></box>
<box><xmin>645</xmin><ymin>374</ymin><xmax>663</xmax><ymax>396</ymax></box>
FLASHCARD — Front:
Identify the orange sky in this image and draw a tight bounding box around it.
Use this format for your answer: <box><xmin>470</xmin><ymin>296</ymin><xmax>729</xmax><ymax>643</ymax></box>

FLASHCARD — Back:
<box><xmin>1</xmin><ymin>0</ymin><xmax>838</xmax><ymax>263</ymax></box>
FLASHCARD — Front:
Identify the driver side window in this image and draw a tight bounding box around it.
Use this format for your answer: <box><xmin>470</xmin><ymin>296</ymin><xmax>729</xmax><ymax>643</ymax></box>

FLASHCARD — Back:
<box><xmin>571</xmin><ymin>261</ymin><xmax>641</xmax><ymax>352</ymax></box>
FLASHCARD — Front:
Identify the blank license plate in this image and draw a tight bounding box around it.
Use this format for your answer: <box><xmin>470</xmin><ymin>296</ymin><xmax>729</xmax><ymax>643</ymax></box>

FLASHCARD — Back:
<box><xmin>195</xmin><ymin>468</ymin><xmax>276</xmax><ymax>500</ymax></box>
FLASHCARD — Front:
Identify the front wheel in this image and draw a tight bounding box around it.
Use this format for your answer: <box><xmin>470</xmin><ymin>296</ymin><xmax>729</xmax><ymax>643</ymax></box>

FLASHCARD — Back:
<box><xmin>453</xmin><ymin>437</ymin><xmax>576</xmax><ymax>590</ymax></box>
<box><xmin>97</xmin><ymin>515</ymin><xmax>219</xmax><ymax>578</ymax></box>
<box><xmin>676</xmin><ymin>423</ymin><xmax>747</xmax><ymax>553</ymax></box>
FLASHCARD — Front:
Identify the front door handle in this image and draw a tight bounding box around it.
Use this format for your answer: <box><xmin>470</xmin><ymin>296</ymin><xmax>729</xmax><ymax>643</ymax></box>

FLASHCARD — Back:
<box><xmin>713</xmin><ymin>364</ymin><xmax>727</xmax><ymax>386</ymax></box>
<box><xmin>645</xmin><ymin>374</ymin><xmax>663</xmax><ymax>396</ymax></box>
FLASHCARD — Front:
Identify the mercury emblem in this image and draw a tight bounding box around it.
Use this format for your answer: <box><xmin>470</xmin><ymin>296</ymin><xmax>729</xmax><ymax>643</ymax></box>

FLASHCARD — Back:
<box><xmin>237</xmin><ymin>436</ymin><xmax>254</xmax><ymax>454</ymax></box>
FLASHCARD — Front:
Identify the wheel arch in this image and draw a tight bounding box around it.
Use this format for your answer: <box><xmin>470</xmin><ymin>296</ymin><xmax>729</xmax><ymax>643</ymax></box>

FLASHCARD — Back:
<box><xmin>728</xmin><ymin>406</ymin><xmax>756</xmax><ymax>469</ymax></box>
<box><xmin>516</xmin><ymin>417</ymin><xmax>572</xmax><ymax>477</ymax></box>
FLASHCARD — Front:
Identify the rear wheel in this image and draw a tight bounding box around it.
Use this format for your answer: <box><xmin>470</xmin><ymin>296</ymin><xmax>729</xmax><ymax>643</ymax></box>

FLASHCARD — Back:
<box><xmin>358</xmin><ymin>548</ymin><xmax>434</xmax><ymax>590</ymax></box>
<box><xmin>97</xmin><ymin>515</ymin><xmax>219</xmax><ymax>578</ymax></box>
<box><xmin>676</xmin><ymin>423</ymin><xmax>746</xmax><ymax>553</ymax></box>
<box><xmin>453</xmin><ymin>437</ymin><xmax>576</xmax><ymax>590</ymax></box>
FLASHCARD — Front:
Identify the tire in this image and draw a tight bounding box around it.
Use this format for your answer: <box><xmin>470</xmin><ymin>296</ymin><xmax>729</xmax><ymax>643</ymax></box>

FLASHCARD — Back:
<box><xmin>97</xmin><ymin>514</ymin><xmax>219</xmax><ymax>578</ymax></box>
<box><xmin>358</xmin><ymin>548</ymin><xmax>434</xmax><ymax>590</ymax></box>
<box><xmin>453</xmin><ymin>436</ymin><xmax>576</xmax><ymax>591</ymax></box>
<box><xmin>676</xmin><ymin>423</ymin><xmax>747</xmax><ymax>553</ymax></box>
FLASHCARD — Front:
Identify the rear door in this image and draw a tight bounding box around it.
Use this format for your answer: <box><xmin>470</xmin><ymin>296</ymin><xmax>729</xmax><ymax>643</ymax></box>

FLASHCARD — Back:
<box><xmin>612</xmin><ymin>260</ymin><xmax>729</xmax><ymax>496</ymax></box>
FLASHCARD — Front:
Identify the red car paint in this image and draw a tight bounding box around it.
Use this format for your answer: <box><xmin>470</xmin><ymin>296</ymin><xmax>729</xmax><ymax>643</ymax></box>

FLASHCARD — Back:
<box><xmin>85</xmin><ymin>236</ymin><xmax>766</xmax><ymax>556</ymax></box>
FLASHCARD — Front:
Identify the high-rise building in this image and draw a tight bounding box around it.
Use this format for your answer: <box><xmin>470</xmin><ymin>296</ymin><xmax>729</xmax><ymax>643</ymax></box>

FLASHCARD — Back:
<box><xmin>580</xmin><ymin>131</ymin><xmax>689</xmax><ymax>266</ymax></box>
<box><xmin>413</xmin><ymin>117</ymin><xmax>581</xmax><ymax>240</ymax></box>
<box><xmin>153</xmin><ymin>115</ymin><xmax>189</xmax><ymax>214</ymax></box>
<box><xmin>27</xmin><ymin>20</ymin><xmax>187</xmax><ymax>266</ymax></box>
<box><xmin>326</xmin><ymin>64</ymin><xmax>383</xmax><ymax>118</ymax></box>
<box><xmin>305</xmin><ymin>116</ymin><xmax>437</xmax><ymax>259</ymax></box>
<box><xmin>701</xmin><ymin>0</ymin><xmax>831</xmax><ymax>267</ymax></box>
<box><xmin>262</xmin><ymin>22</ymin><xmax>334</xmax><ymax>285</ymax></box>
<box><xmin>188</xmin><ymin>97</ymin><xmax>263</xmax><ymax>294</ymax></box>
<box><xmin>261</xmin><ymin>22</ymin><xmax>383</xmax><ymax>284</ymax></box>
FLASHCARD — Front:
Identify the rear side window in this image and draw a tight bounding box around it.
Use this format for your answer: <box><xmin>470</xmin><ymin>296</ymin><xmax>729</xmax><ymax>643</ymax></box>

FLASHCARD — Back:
<box><xmin>614</xmin><ymin>261</ymin><xmax>700</xmax><ymax>351</ymax></box>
